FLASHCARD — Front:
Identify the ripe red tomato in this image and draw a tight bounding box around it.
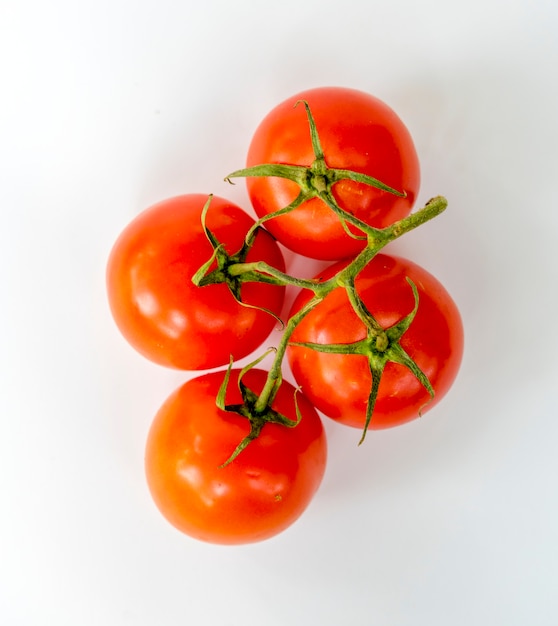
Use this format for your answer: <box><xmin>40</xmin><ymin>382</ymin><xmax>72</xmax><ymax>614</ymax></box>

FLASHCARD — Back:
<box><xmin>245</xmin><ymin>86</ymin><xmax>420</xmax><ymax>260</ymax></box>
<box><xmin>106</xmin><ymin>194</ymin><xmax>285</xmax><ymax>370</ymax></box>
<box><xmin>145</xmin><ymin>368</ymin><xmax>327</xmax><ymax>544</ymax></box>
<box><xmin>287</xmin><ymin>254</ymin><xmax>464</xmax><ymax>430</ymax></box>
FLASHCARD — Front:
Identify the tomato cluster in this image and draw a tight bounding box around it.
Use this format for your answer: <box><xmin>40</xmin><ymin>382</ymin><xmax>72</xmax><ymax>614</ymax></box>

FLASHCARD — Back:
<box><xmin>106</xmin><ymin>86</ymin><xmax>464</xmax><ymax>545</ymax></box>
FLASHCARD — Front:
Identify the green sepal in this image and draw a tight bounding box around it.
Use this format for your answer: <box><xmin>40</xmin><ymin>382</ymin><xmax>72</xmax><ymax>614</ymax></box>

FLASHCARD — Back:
<box><xmin>385</xmin><ymin>278</ymin><xmax>420</xmax><ymax>341</ymax></box>
<box><xmin>359</xmin><ymin>359</ymin><xmax>386</xmax><ymax>445</ymax></box>
<box><xmin>216</xmin><ymin>356</ymin><xmax>235</xmax><ymax>412</ymax></box>
<box><xmin>384</xmin><ymin>342</ymin><xmax>434</xmax><ymax>408</ymax></box>
<box><xmin>329</xmin><ymin>168</ymin><xmax>406</xmax><ymax>197</ymax></box>
<box><xmin>294</xmin><ymin>99</ymin><xmax>325</xmax><ymax>160</ymax></box>
<box><xmin>226</xmin><ymin>163</ymin><xmax>308</xmax><ymax>185</ymax></box>
<box><xmin>289</xmin><ymin>338</ymin><xmax>369</xmax><ymax>354</ymax></box>
<box><xmin>216</xmin><ymin>351</ymin><xmax>301</xmax><ymax>467</ymax></box>
<box><xmin>244</xmin><ymin>191</ymin><xmax>307</xmax><ymax>244</ymax></box>
<box><xmin>237</xmin><ymin>348</ymin><xmax>277</xmax><ymax>384</ymax></box>
<box><xmin>199</xmin><ymin>194</ymin><xmax>222</xmax><ymax>249</ymax></box>
<box><xmin>227</xmin><ymin>276</ymin><xmax>284</xmax><ymax>329</ymax></box>
<box><xmin>191</xmin><ymin>245</ymin><xmax>221</xmax><ymax>286</ymax></box>
<box><xmin>337</xmin><ymin>215</ymin><xmax>368</xmax><ymax>241</ymax></box>
<box><xmin>344</xmin><ymin>281</ymin><xmax>384</xmax><ymax>333</ymax></box>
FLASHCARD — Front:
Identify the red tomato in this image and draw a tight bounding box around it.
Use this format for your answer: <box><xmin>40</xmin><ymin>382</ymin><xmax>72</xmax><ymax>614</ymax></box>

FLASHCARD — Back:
<box><xmin>106</xmin><ymin>194</ymin><xmax>285</xmax><ymax>370</ymax></box>
<box><xmin>245</xmin><ymin>86</ymin><xmax>420</xmax><ymax>260</ymax></box>
<box><xmin>145</xmin><ymin>368</ymin><xmax>327</xmax><ymax>544</ymax></box>
<box><xmin>287</xmin><ymin>254</ymin><xmax>464</xmax><ymax>430</ymax></box>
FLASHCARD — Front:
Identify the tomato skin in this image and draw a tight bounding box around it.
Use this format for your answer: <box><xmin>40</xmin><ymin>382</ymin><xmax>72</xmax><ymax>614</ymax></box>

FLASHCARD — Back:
<box><xmin>144</xmin><ymin>368</ymin><xmax>327</xmax><ymax>544</ymax></box>
<box><xmin>287</xmin><ymin>254</ymin><xmax>464</xmax><ymax>430</ymax></box>
<box><xmin>246</xmin><ymin>86</ymin><xmax>420</xmax><ymax>260</ymax></box>
<box><xmin>106</xmin><ymin>194</ymin><xmax>285</xmax><ymax>370</ymax></box>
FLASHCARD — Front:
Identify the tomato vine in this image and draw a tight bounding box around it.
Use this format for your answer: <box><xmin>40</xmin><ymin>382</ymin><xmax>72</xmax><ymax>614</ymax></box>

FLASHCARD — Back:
<box><xmin>193</xmin><ymin>100</ymin><xmax>449</xmax><ymax>458</ymax></box>
<box><xmin>108</xmin><ymin>87</ymin><xmax>464</xmax><ymax>544</ymax></box>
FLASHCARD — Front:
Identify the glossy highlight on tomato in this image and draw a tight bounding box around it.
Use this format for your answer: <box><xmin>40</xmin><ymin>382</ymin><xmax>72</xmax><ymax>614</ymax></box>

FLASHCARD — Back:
<box><xmin>245</xmin><ymin>86</ymin><xmax>420</xmax><ymax>260</ymax></box>
<box><xmin>106</xmin><ymin>194</ymin><xmax>285</xmax><ymax>370</ymax></box>
<box><xmin>287</xmin><ymin>254</ymin><xmax>464</xmax><ymax>430</ymax></box>
<box><xmin>145</xmin><ymin>368</ymin><xmax>327</xmax><ymax>545</ymax></box>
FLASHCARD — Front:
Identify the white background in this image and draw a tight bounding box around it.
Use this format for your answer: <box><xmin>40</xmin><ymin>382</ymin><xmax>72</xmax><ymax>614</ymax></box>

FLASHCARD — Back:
<box><xmin>1</xmin><ymin>0</ymin><xmax>557</xmax><ymax>624</ymax></box>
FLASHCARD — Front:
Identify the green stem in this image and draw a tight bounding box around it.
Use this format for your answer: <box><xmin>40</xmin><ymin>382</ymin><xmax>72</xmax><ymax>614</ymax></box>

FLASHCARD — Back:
<box><xmin>189</xmin><ymin>96</ymin><xmax>453</xmax><ymax>460</ymax></box>
<box><xmin>249</xmin><ymin>196</ymin><xmax>447</xmax><ymax>415</ymax></box>
<box><xmin>228</xmin><ymin>196</ymin><xmax>447</xmax><ymax>298</ymax></box>
<box><xmin>384</xmin><ymin>195</ymin><xmax>448</xmax><ymax>240</ymax></box>
<box><xmin>227</xmin><ymin>261</ymin><xmax>322</xmax><ymax>292</ymax></box>
<box><xmin>253</xmin><ymin>295</ymin><xmax>324</xmax><ymax>413</ymax></box>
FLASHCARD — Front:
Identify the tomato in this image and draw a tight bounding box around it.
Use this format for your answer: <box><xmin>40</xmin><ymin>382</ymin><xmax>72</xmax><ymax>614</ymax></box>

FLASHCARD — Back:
<box><xmin>144</xmin><ymin>368</ymin><xmax>327</xmax><ymax>544</ymax></box>
<box><xmin>245</xmin><ymin>86</ymin><xmax>420</xmax><ymax>260</ymax></box>
<box><xmin>106</xmin><ymin>194</ymin><xmax>285</xmax><ymax>370</ymax></box>
<box><xmin>287</xmin><ymin>254</ymin><xmax>464</xmax><ymax>430</ymax></box>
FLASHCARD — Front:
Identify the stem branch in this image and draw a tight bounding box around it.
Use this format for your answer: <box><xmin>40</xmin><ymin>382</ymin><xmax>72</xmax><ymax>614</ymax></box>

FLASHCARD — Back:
<box><xmin>253</xmin><ymin>295</ymin><xmax>324</xmax><ymax>412</ymax></box>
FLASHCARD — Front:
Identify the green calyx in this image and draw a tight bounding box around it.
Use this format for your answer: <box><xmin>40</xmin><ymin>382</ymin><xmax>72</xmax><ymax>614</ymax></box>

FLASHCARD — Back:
<box><xmin>191</xmin><ymin>195</ymin><xmax>249</xmax><ymax>299</ymax></box>
<box><xmin>225</xmin><ymin>100</ymin><xmax>406</xmax><ymax>243</ymax></box>
<box><xmin>191</xmin><ymin>195</ymin><xmax>284</xmax><ymax>326</ymax></box>
<box><xmin>216</xmin><ymin>354</ymin><xmax>302</xmax><ymax>467</ymax></box>
<box><xmin>289</xmin><ymin>278</ymin><xmax>434</xmax><ymax>444</ymax></box>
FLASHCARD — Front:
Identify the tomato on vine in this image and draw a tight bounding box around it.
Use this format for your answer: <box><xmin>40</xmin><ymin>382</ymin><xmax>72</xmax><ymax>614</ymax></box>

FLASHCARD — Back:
<box><xmin>106</xmin><ymin>194</ymin><xmax>285</xmax><ymax>370</ymax></box>
<box><xmin>105</xmin><ymin>87</ymin><xmax>464</xmax><ymax>546</ymax></box>
<box><xmin>145</xmin><ymin>368</ymin><xmax>327</xmax><ymax>544</ymax></box>
<box><xmin>287</xmin><ymin>253</ymin><xmax>464</xmax><ymax>431</ymax></box>
<box><xmin>229</xmin><ymin>86</ymin><xmax>420</xmax><ymax>260</ymax></box>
